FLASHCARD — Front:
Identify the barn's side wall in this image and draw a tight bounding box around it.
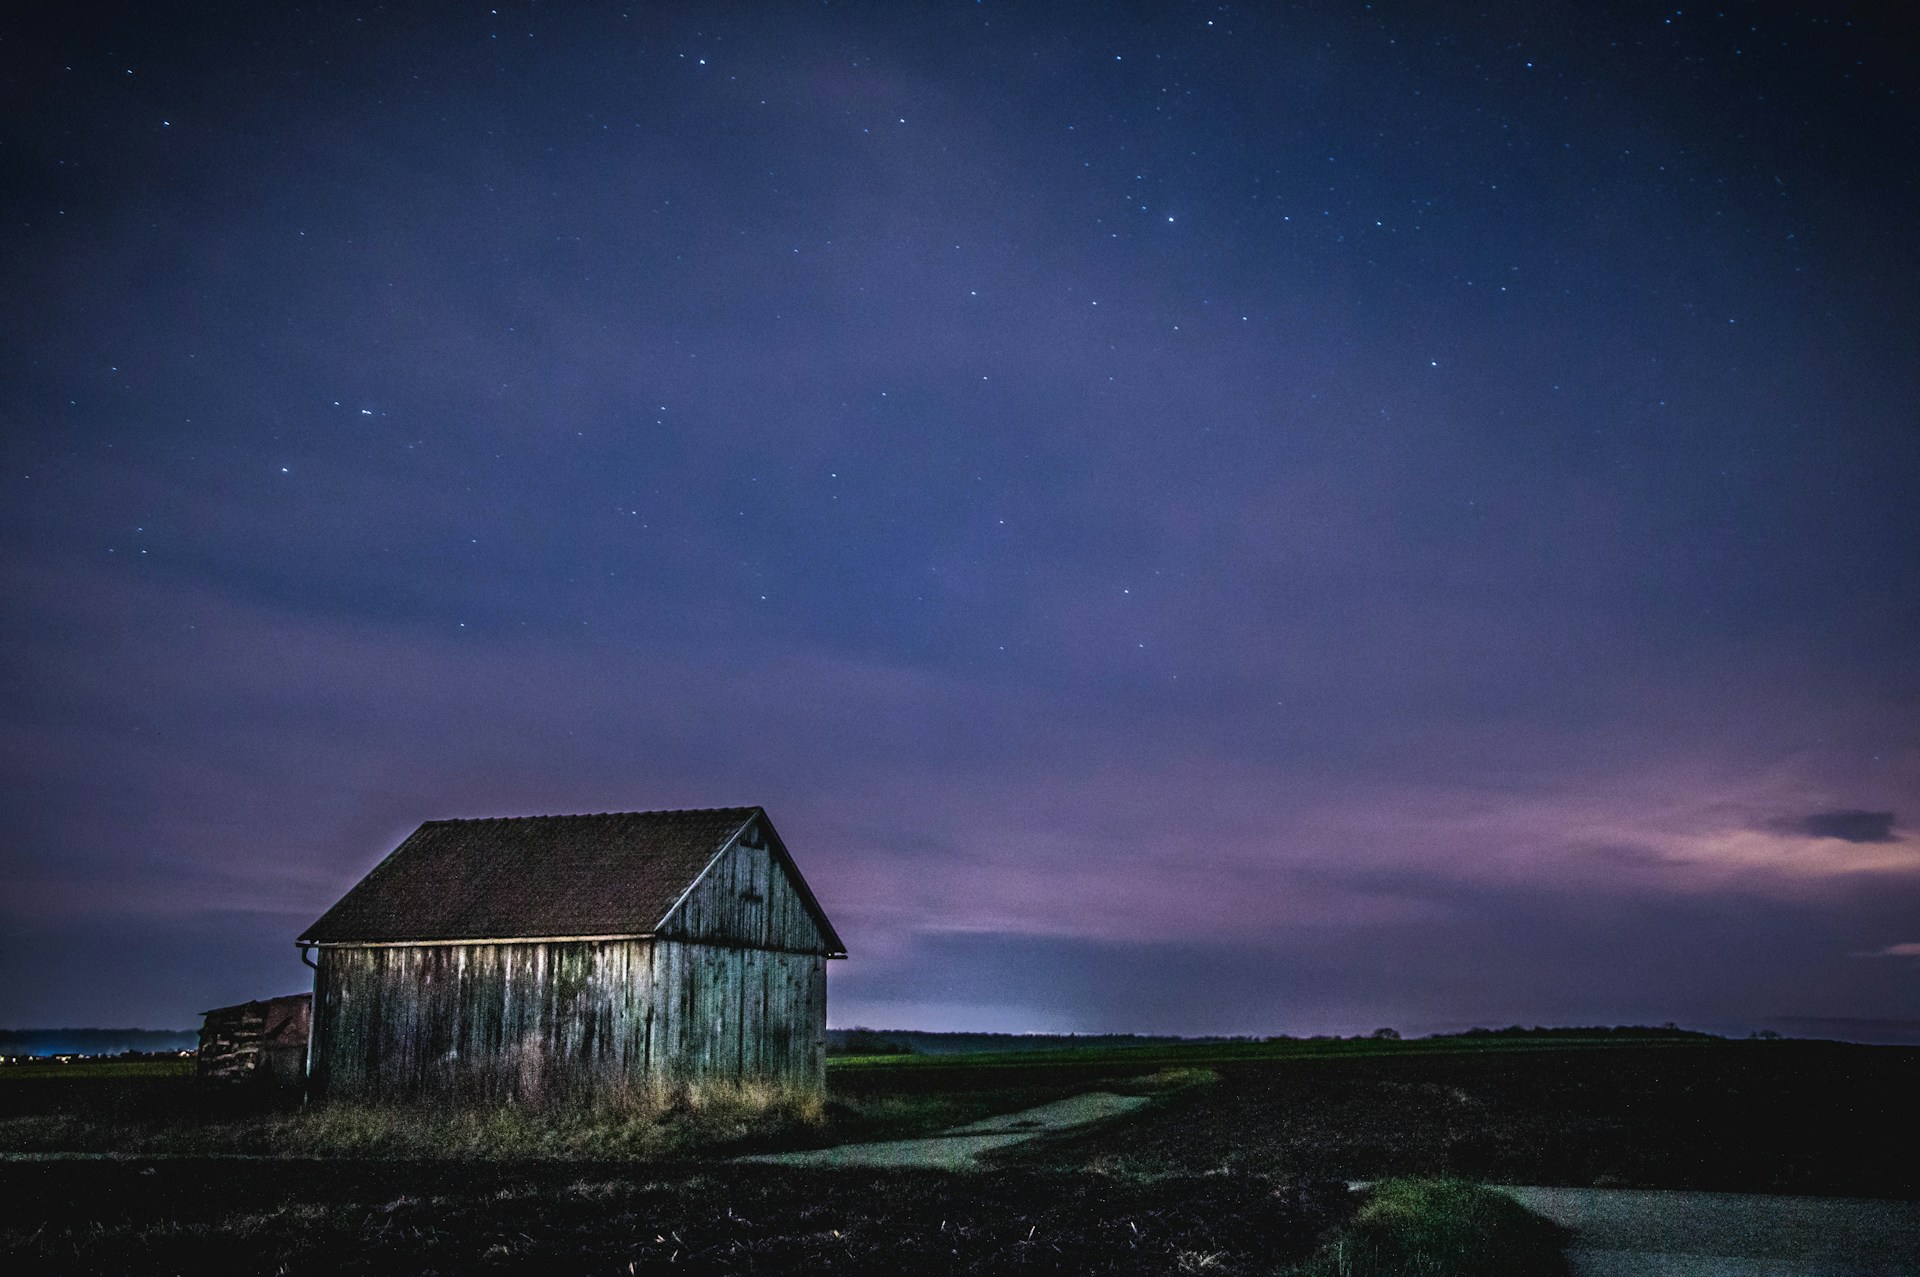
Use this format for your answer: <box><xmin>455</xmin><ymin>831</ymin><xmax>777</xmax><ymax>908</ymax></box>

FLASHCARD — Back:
<box><xmin>308</xmin><ymin>939</ymin><xmax>824</xmax><ymax>1104</ymax></box>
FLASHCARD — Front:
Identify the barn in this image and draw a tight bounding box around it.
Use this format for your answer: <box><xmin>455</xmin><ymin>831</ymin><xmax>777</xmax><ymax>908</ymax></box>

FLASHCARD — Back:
<box><xmin>297</xmin><ymin>806</ymin><xmax>845</xmax><ymax>1104</ymax></box>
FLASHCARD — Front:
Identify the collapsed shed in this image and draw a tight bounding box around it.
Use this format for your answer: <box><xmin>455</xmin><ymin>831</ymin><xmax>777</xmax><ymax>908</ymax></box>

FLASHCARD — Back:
<box><xmin>297</xmin><ymin>806</ymin><xmax>845</xmax><ymax>1104</ymax></box>
<box><xmin>196</xmin><ymin>993</ymin><xmax>311</xmax><ymax>1086</ymax></box>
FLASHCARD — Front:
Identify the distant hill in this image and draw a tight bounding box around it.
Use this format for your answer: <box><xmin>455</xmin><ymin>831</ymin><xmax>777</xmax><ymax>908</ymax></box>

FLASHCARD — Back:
<box><xmin>825</xmin><ymin>1024</ymin><xmax>1733</xmax><ymax>1057</ymax></box>
<box><xmin>1759</xmin><ymin>1017</ymin><xmax>1920</xmax><ymax>1046</ymax></box>
<box><xmin>0</xmin><ymin>1028</ymin><xmax>198</xmax><ymax>1057</ymax></box>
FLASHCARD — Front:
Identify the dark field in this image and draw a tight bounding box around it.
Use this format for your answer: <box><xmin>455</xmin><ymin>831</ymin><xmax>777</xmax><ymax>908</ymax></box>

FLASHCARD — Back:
<box><xmin>995</xmin><ymin>1039</ymin><xmax>1919</xmax><ymax>1196</ymax></box>
<box><xmin>3</xmin><ymin>1160</ymin><xmax>1349</xmax><ymax>1275</ymax></box>
<box><xmin>3</xmin><ymin>1037</ymin><xmax>1912</xmax><ymax>1274</ymax></box>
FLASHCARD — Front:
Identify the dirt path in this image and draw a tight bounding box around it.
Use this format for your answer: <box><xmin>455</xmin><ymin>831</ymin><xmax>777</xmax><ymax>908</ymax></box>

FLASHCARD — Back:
<box><xmin>1494</xmin><ymin>1186</ymin><xmax>1920</xmax><ymax>1276</ymax></box>
<box><xmin>736</xmin><ymin>1091</ymin><xmax>1151</xmax><ymax>1170</ymax></box>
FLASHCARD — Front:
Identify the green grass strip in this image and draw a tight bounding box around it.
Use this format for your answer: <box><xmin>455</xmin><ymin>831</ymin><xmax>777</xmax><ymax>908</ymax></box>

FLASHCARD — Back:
<box><xmin>1282</xmin><ymin>1178</ymin><xmax>1570</xmax><ymax>1276</ymax></box>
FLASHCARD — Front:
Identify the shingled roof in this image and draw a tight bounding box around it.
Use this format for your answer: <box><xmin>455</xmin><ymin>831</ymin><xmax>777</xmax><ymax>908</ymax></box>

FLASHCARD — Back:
<box><xmin>298</xmin><ymin>806</ymin><xmax>843</xmax><ymax>951</ymax></box>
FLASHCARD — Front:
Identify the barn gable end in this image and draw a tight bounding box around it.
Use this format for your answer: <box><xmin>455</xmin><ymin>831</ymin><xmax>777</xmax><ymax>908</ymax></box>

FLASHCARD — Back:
<box><xmin>657</xmin><ymin>812</ymin><xmax>840</xmax><ymax>954</ymax></box>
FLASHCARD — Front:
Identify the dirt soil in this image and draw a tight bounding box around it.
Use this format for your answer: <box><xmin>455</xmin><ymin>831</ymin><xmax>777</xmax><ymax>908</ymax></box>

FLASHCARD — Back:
<box><xmin>1</xmin><ymin>1158</ymin><xmax>1352</xmax><ymax>1275</ymax></box>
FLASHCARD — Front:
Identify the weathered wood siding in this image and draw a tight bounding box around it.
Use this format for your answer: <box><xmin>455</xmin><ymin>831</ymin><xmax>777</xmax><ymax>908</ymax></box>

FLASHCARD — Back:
<box><xmin>658</xmin><ymin>818</ymin><xmax>828</xmax><ymax>953</ymax></box>
<box><xmin>308</xmin><ymin>938</ymin><xmax>826</xmax><ymax>1104</ymax></box>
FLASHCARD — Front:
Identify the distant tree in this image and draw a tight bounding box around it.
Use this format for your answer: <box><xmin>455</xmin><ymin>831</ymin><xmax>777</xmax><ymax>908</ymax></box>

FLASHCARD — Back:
<box><xmin>1369</xmin><ymin>1027</ymin><xmax>1402</xmax><ymax>1040</ymax></box>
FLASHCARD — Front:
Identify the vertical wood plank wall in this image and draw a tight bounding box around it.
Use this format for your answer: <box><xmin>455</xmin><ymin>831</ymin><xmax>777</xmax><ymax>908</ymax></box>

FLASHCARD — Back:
<box><xmin>308</xmin><ymin>822</ymin><xmax>831</xmax><ymax>1103</ymax></box>
<box><xmin>310</xmin><ymin>940</ymin><xmax>826</xmax><ymax>1102</ymax></box>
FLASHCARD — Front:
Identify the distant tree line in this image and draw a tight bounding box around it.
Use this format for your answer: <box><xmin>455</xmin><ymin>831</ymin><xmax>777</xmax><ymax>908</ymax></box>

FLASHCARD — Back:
<box><xmin>823</xmin><ymin>1023</ymin><xmax>1735</xmax><ymax>1058</ymax></box>
<box><xmin>0</xmin><ymin>1028</ymin><xmax>198</xmax><ymax>1057</ymax></box>
<box><xmin>824</xmin><ymin>1028</ymin><xmax>1260</xmax><ymax>1056</ymax></box>
<box><xmin>1434</xmin><ymin>1024</ymin><xmax>1721</xmax><ymax>1040</ymax></box>
<box><xmin>827</xmin><ymin>1028</ymin><xmax>916</xmax><ymax>1056</ymax></box>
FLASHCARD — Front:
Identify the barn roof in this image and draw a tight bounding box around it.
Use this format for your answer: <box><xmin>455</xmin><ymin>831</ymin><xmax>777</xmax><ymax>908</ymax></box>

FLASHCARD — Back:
<box><xmin>297</xmin><ymin>806</ymin><xmax>844</xmax><ymax>953</ymax></box>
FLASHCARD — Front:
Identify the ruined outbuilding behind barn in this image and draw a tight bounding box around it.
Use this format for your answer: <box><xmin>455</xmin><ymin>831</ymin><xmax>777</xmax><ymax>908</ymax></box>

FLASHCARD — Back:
<box><xmin>196</xmin><ymin>993</ymin><xmax>310</xmax><ymax>1087</ymax></box>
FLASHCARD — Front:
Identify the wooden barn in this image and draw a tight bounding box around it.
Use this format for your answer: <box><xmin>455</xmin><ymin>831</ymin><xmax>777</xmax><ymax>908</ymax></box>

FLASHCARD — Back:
<box><xmin>297</xmin><ymin>807</ymin><xmax>845</xmax><ymax>1104</ymax></box>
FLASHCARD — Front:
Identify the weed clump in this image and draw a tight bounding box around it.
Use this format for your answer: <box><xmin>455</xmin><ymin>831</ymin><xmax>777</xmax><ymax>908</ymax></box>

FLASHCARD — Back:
<box><xmin>1281</xmin><ymin>1178</ymin><xmax>1569</xmax><ymax>1276</ymax></box>
<box><xmin>1134</xmin><ymin>1066</ymin><xmax>1222</xmax><ymax>1092</ymax></box>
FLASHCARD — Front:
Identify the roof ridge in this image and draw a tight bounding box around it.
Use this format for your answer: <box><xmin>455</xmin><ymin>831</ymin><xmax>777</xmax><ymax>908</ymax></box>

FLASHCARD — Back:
<box><xmin>427</xmin><ymin>805</ymin><xmax>760</xmax><ymax>825</ymax></box>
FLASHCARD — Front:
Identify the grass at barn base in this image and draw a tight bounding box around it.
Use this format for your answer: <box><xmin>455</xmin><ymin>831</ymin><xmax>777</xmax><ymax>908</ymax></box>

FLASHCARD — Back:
<box><xmin>0</xmin><ymin>1076</ymin><xmax>826</xmax><ymax>1160</ymax></box>
<box><xmin>278</xmin><ymin>1080</ymin><xmax>827</xmax><ymax>1158</ymax></box>
<box><xmin>1282</xmin><ymin>1179</ymin><xmax>1570</xmax><ymax>1277</ymax></box>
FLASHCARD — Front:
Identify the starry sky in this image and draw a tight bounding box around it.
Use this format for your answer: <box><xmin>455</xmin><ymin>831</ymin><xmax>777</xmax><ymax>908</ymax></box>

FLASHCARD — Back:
<box><xmin>4</xmin><ymin>1</ymin><xmax>1917</xmax><ymax>1039</ymax></box>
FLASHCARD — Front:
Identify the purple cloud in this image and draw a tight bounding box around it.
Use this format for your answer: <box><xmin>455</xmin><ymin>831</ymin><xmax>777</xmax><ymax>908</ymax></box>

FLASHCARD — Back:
<box><xmin>1790</xmin><ymin>811</ymin><xmax>1899</xmax><ymax>844</ymax></box>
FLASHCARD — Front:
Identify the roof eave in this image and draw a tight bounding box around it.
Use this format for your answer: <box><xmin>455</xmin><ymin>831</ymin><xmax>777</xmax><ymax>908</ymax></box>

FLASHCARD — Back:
<box><xmin>299</xmin><ymin>932</ymin><xmax>660</xmax><ymax>948</ymax></box>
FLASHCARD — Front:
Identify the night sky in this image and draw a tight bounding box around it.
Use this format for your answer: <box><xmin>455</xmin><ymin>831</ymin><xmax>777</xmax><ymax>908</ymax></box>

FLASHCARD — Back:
<box><xmin>4</xmin><ymin>2</ymin><xmax>1917</xmax><ymax>1040</ymax></box>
